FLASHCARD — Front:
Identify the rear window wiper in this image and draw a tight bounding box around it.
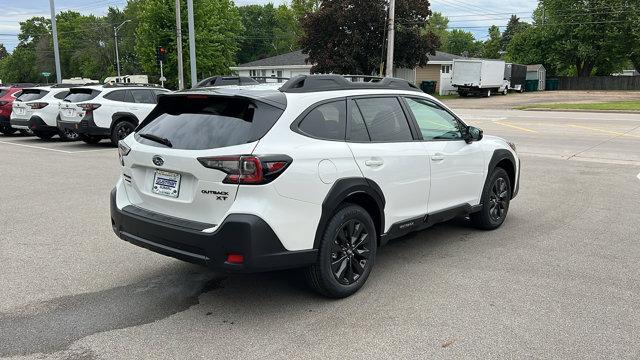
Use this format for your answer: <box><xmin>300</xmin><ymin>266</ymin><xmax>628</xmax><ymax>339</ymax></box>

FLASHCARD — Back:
<box><xmin>138</xmin><ymin>133</ymin><xmax>173</xmax><ymax>148</ymax></box>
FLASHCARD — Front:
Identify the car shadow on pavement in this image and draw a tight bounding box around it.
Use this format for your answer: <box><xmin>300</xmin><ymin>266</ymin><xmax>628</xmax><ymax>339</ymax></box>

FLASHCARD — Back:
<box><xmin>0</xmin><ymin>217</ymin><xmax>478</xmax><ymax>358</ymax></box>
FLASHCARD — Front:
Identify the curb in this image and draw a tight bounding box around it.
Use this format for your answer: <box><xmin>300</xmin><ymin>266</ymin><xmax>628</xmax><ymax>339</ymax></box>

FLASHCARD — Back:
<box><xmin>516</xmin><ymin>108</ymin><xmax>640</xmax><ymax>114</ymax></box>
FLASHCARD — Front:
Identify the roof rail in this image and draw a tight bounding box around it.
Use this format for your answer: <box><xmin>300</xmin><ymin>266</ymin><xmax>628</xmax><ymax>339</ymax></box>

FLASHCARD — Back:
<box><xmin>251</xmin><ymin>76</ymin><xmax>290</xmax><ymax>83</ymax></box>
<box><xmin>103</xmin><ymin>83</ymin><xmax>162</xmax><ymax>88</ymax></box>
<box><xmin>51</xmin><ymin>83</ymin><xmax>100</xmax><ymax>88</ymax></box>
<box><xmin>279</xmin><ymin>74</ymin><xmax>420</xmax><ymax>93</ymax></box>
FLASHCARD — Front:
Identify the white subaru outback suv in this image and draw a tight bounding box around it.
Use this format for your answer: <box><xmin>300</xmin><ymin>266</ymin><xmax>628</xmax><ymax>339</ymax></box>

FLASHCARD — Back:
<box><xmin>10</xmin><ymin>85</ymin><xmax>81</xmax><ymax>140</ymax></box>
<box><xmin>110</xmin><ymin>75</ymin><xmax>520</xmax><ymax>298</ymax></box>
<box><xmin>58</xmin><ymin>83</ymin><xmax>170</xmax><ymax>145</ymax></box>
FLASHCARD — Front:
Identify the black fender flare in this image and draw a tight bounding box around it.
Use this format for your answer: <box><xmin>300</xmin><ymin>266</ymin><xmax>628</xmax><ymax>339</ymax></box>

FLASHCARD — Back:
<box><xmin>313</xmin><ymin>177</ymin><xmax>385</xmax><ymax>249</ymax></box>
<box><xmin>487</xmin><ymin>149</ymin><xmax>517</xmax><ymax>199</ymax></box>
<box><xmin>110</xmin><ymin>112</ymin><xmax>139</xmax><ymax>130</ymax></box>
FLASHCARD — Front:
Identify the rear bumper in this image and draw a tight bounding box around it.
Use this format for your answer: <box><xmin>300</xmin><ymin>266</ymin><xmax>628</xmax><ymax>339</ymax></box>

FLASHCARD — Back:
<box><xmin>110</xmin><ymin>188</ymin><xmax>317</xmax><ymax>272</ymax></box>
<box><xmin>28</xmin><ymin>116</ymin><xmax>57</xmax><ymax>133</ymax></box>
<box><xmin>9</xmin><ymin>117</ymin><xmax>30</xmax><ymax>130</ymax></box>
<box><xmin>58</xmin><ymin>115</ymin><xmax>110</xmax><ymax>137</ymax></box>
<box><xmin>0</xmin><ymin>115</ymin><xmax>11</xmax><ymax>129</ymax></box>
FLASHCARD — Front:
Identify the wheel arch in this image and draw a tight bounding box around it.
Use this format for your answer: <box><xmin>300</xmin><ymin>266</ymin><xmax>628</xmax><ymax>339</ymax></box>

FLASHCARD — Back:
<box><xmin>488</xmin><ymin>149</ymin><xmax>516</xmax><ymax>198</ymax></box>
<box><xmin>110</xmin><ymin>112</ymin><xmax>139</xmax><ymax>130</ymax></box>
<box><xmin>314</xmin><ymin>178</ymin><xmax>386</xmax><ymax>249</ymax></box>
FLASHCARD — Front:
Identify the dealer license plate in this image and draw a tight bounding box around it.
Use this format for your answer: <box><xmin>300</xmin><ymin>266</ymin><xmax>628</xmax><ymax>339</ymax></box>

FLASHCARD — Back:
<box><xmin>152</xmin><ymin>170</ymin><xmax>181</xmax><ymax>198</ymax></box>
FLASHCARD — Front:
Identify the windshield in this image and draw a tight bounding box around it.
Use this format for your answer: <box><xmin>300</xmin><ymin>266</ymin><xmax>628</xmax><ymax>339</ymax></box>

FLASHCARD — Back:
<box><xmin>136</xmin><ymin>96</ymin><xmax>283</xmax><ymax>150</ymax></box>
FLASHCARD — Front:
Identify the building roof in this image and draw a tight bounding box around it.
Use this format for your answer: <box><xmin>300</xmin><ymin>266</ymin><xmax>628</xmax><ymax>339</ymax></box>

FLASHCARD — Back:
<box><xmin>427</xmin><ymin>51</ymin><xmax>463</xmax><ymax>62</ymax></box>
<box><xmin>527</xmin><ymin>64</ymin><xmax>545</xmax><ymax>71</ymax></box>
<box><xmin>235</xmin><ymin>50</ymin><xmax>309</xmax><ymax>68</ymax></box>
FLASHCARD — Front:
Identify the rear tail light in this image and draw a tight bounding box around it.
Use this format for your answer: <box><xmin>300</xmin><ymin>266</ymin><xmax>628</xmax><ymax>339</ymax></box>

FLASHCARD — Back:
<box><xmin>77</xmin><ymin>103</ymin><xmax>101</xmax><ymax>112</ymax></box>
<box><xmin>197</xmin><ymin>155</ymin><xmax>292</xmax><ymax>185</ymax></box>
<box><xmin>28</xmin><ymin>102</ymin><xmax>48</xmax><ymax>109</ymax></box>
<box><xmin>226</xmin><ymin>253</ymin><xmax>244</xmax><ymax>264</ymax></box>
<box><xmin>117</xmin><ymin>141</ymin><xmax>131</xmax><ymax>166</ymax></box>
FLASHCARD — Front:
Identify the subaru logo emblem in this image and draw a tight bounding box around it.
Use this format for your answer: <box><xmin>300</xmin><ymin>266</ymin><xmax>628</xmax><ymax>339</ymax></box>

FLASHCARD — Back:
<box><xmin>152</xmin><ymin>155</ymin><xmax>164</xmax><ymax>166</ymax></box>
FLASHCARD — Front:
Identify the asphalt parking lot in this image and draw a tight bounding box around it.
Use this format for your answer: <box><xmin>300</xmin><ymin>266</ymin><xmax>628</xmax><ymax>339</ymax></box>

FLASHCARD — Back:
<box><xmin>1</xmin><ymin>107</ymin><xmax>639</xmax><ymax>359</ymax></box>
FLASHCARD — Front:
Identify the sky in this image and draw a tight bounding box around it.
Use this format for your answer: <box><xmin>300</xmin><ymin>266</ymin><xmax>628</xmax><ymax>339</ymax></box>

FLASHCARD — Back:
<box><xmin>0</xmin><ymin>0</ymin><xmax>538</xmax><ymax>52</ymax></box>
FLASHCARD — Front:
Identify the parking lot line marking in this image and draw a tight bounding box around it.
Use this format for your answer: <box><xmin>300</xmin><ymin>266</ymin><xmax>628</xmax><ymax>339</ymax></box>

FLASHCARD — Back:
<box><xmin>493</xmin><ymin>121</ymin><xmax>538</xmax><ymax>133</ymax></box>
<box><xmin>569</xmin><ymin>124</ymin><xmax>640</xmax><ymax>138</ymax></box>
<box><xmin>0</xmin><ymin>140</ymin><xmax>74</xmax><ymax>154</ymax></box>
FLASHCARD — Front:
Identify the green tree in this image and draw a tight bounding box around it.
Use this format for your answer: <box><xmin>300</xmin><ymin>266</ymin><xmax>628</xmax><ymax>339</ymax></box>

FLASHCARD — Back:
<box><xmin>444</xmin><ymin>29</ymin><xmax>481</xmax><ymax>57</ymax></box>
<box><xmin>500</xmin><ymin>15</ymin><xmax>524</xmax><ymax>52</ymax></box>
<box><xmin>425</xmin><ymin>12</ymin><xmax>449</xmax><ymax>50</ymax></box>
<box><xmin>482</xmin><ymin>25</ymin><xmax>502</xmax><ymax>59</ymax></box>
<box><xmin>0</xmin><ymin>45</ymin><xmax>38</xmax><ymax>82</ymax></box>
<box><xmin>135</xmin><ymin>0</ymin><xmax>243</xmax><ymax>88</ymax></box>
<box><xmin>236</xmin><ymin>4</ymin><xmax>300</xmax><ymax>64</ymax></box>
<box><xmin>291</xmin><ymin>0</ymin><xmax>320</xmax><ymax>20</ymax></box>
<box><xmin>0</xmin><ymin>44</ymin><xmax>8</xmax><ymax>61</ymax></box>
<box><xmin>535</xmin><ymin>0</ymin><xmax>632</xmax><ymax>77</ymax></box>
<box><xmin>300</xmin><ymin>0</ymin><xmax>438</xmax><ymax>74</ymax></box>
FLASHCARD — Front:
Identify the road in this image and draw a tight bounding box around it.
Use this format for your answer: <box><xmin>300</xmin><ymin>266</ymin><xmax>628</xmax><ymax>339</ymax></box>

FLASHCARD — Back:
<box><xmin>1</xmin><ymin>109</ymin><xmax>639</xmax><ymax>359</ymax></box>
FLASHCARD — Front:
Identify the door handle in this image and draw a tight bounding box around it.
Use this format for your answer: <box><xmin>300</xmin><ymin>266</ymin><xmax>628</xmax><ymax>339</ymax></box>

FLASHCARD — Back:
<box><xmin>431</xmin><ymin>153</ymin><xmax>445</xmax><ymax>162</ymax></box>
<box><xmin>365</xmin><ymin>159</ymin><xmax>384</xmax><ymax>167</ymax></box>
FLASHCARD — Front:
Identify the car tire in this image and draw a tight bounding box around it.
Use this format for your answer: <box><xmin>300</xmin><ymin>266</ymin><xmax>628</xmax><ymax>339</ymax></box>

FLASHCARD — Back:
<box><xmin>471</xmin><ymin>167</ymin><xmax>512</xmax><ymax>230</ymax></box>
<box><xmin>111</xmin><ymin>120</ymin><xmax>135</xmax><ymax>145</ymax></box>
<box><xmin>0</xmin><ymin>124</ymin><xmax>17</xmax><ymax>135</ymax></box>
<box><xmin>58</xmin><ymin>128</ymin><xmax>79</xmax><ymax>142</ymax></box>
<box><xmin>19</xmin><ymin>129</ymin><xmax>33</xmax><ymax>136</ymax></box>
<box><xmin>34</xmin><ymin>130</ymin><xmax>54</xmax><ymax>140</ymax></box>
<box><xmin>79</xmin><ymin>134</ymin><xmax>101</xmax><ymax>144</ymax></box>
<box><xmin>304</xmin><ymin>204</ymin><xmax>377</xmax><ymax>298</ymax></box>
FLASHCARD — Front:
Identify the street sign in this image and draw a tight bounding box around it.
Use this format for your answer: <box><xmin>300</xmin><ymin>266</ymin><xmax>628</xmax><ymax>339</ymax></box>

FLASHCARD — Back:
<box><xmin>41</xmin><ymin>72</ymin><xmax>51</xmax><ymax>77</ymax></box>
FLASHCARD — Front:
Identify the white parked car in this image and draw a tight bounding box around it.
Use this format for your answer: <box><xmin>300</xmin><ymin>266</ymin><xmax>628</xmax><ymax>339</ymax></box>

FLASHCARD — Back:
<box><xmin>57</xmin><ymin>84</ymin><xmax>170</xmax><ymax>145</ymax></box>
<box><xmin>10</xmin><ymin>85</ymin><xmax>80</xmax><ymax>140</ymax></box>
<box><xmin>110</xmin><ymin>75</ymin><xmax>520</xmax><ymax>297</ymax></box>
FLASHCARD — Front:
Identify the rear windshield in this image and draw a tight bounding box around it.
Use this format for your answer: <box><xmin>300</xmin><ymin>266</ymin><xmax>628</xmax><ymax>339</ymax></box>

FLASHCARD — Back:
<box><xmin>64</xmin><ymin>88</ymin><xmax>101</xmax><ymax>102</ymax></box>
<box><xmin>17</xmin><ymin>89</ymin><xmax>48</xmax><ymax>102</ymax></box>
<box><xmin>136</xmin><ymin>96</ymin><xmax>284</xmax><ymax>150</ymax></box>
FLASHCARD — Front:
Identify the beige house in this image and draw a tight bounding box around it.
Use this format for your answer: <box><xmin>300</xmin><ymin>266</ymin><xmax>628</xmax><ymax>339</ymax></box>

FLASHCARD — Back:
<box><xmin>394</xmin><ymin>51</ymin><xmax>463</xmax><ymax>95</ymax></box>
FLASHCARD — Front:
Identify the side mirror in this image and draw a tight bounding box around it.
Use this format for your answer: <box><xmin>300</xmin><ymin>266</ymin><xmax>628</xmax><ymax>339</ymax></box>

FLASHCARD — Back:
<box><xmin>465</xmin><ymin>126</ymin><xmax>483</xmax><ymax>143</ymax></box>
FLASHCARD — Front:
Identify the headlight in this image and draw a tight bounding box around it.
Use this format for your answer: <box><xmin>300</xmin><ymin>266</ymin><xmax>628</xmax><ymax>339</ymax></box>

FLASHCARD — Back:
<box><xmin>507</xmin><ymin>141</ymin><xmax>517</xmax><ymax>153</ymax></box>
<box><xmin>118</xmin><ymin>141</ymin><xmax>131</xmax><ymax>166</ymax></box>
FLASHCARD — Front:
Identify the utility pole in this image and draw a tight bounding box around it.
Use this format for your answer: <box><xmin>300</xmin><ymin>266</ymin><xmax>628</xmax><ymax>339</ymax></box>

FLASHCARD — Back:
<box><xmin>385</xmin><ymin>0</ymin><xmax>395</xmax><ymax>78</ymax></box>
<box><xmin>114</xmin><ymin>20</ymin><xmax>131</xmax><ymax>79</ymax></box>
<box><xmin>175</xmin><ymin>0</ymin><xmax>185</xmax><ymax>90</ymax></box>
<box><xmin>187</xmin><ymin>0</ymin><xmax>197</xmax><ymax>88</ymax></box>
<box><xmin>49</xmin><ymin>0</ymin><xmax>62</xmax><ymax>83</ymax></box>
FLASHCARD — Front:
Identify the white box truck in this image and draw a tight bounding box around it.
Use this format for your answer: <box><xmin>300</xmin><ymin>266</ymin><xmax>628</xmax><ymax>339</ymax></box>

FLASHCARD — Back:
<box><xmin>451</xmin><ymin>59</ymin><xmax>509</xmax><ymax>97</ymax></box>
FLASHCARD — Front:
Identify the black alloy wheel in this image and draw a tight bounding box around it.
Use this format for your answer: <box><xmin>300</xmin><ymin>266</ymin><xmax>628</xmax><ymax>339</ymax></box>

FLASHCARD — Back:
<box><xmin>330</xmin><ymin>219</ymin><xmax>371</xmax><ymax>285</ymax></box>
<box><xmin>488</xmin><ymin>177</ymin><xmax>509</xmax><ymax>222</ymax></box>
<box><xmin>305</xmin><ymin>204</ymin><xmax>377</xmax><ymax>298</ymax></box>
<box><xmin>470</xmin><ymin>167</ymin><xmax>511</xmax><ymax>230</ymax></box>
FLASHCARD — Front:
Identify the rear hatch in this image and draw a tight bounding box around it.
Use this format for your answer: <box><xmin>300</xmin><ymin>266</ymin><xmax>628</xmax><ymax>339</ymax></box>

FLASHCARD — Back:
<box><xmin>122</xmin><ymin>92</ymin><xmax>285</xmax><ymax>225</ymax></box>
<box><xmin>59</xmin><ymin>88</ymin><xmax>101</xmax><ymax>122</ymax></box>
<box><xmin>12</xmin><ymin>89</ymin><xmax>49</xmax><ymax>119</ymax></box>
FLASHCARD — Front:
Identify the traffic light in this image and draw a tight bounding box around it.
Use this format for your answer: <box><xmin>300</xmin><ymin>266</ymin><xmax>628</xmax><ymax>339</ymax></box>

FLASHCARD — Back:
<box><xmin>156</xmin><ymin>46</ymin><xmax>167</xmax><ymax>64</ymax></box>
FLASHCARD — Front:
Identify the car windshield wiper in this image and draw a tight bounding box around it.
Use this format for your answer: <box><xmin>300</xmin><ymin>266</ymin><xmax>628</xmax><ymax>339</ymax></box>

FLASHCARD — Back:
<box><xmin>139</xmin><ymin>133</ymin><xmax>173</xmax><ymax>148</ymax></box>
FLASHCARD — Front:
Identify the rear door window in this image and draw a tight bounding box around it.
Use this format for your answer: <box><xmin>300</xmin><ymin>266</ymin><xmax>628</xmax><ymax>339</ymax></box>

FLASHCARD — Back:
<box><xmin>131</xmin><ymin>89</ymin><xmax>156</xmax><ymax>104</ymax></box>
<box><xmin>136</xmin><ymin>96</ymin><xmax>284</xmax><ymax>150</ymax></box>
<box><xmin>17</xmin><ymin>89</ymin><xmax>48</xmax><ymax>102</ymax></box>
<box><xmin>297</xmin><ymin>100</ymin><xmax>346</xmax><ymax>140</ymax></box>
<box><xmin>353</xmin><ymin>97</ymin><xmax>413</xmax><ymax>142</ymax></box>
<box><xmin>64</xmin><ymin>89</ymin><xmax>100</xmax><ymax>102</ymax></box>
<box><xmin>104</xmin><ymin>90</ymin><xmax>126</xmax><ymax>102</ymax></box>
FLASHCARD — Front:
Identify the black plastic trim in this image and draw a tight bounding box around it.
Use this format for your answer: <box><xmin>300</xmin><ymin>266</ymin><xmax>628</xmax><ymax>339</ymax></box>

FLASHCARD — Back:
<box><xmin>122</xmin><ymin>205</ymin><xmax>215</xmax><ymax>232</ymax></box>
<box><xmin>313</xmin><ymin>177</ymin><xmax>386</xmax><ymax>249</ymax></box>
<box><xmin>111</xmin><ymin>112</ymin><xmax>139</xmax><ymax>130</ymax></box>
<box><xmin>381</xmin><ymin>203</ymin><xmax>480</xmax><ymax>244</ymax></box>
<box><xmin>111</xmin><ymin>188</ymin><xmax>317</xmax><ymax>272</ymax></box>
<box><xmin>28</xmin><ymin>116</ymin><xmax>57</xmax><ymax>132</ymax></box>
<box><xmin>487</xmin><ymin>149</ymin><xmax>517</xmax><ymax>199</ymax></box>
